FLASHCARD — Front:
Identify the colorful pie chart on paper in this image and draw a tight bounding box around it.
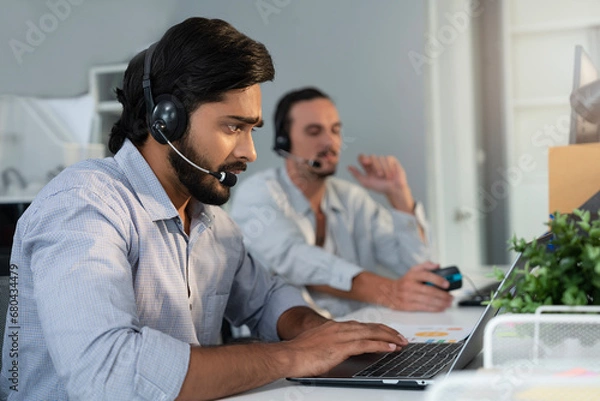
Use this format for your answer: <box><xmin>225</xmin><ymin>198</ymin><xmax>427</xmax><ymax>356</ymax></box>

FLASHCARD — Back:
<box><xmin>390</xmin><ymin>324</ymin><xmax>470</xmax><ymax>343</ymax></box>
<box><xmin>414</xmin><ymin>331</ymin><xmax>449</xmax><ymax>337</ymax></box>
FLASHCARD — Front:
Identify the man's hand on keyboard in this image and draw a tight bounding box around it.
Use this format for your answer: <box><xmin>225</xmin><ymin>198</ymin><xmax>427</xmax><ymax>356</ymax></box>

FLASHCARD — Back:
<box><xmin>279</xmin><ymin>320</ymin><xmax>408</xmax><ymax>378</ymax></box>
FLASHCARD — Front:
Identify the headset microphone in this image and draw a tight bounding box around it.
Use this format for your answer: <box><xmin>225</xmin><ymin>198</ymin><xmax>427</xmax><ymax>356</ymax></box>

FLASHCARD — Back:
<box><xmin>275</xmin><ymin>149</ymin><xmax>321</xmax><ymax>169</ymax></box>
<box><xmin>153</xmin><ymin>122</ymin><xmax>238</xmax><ymax>187</ymax></box>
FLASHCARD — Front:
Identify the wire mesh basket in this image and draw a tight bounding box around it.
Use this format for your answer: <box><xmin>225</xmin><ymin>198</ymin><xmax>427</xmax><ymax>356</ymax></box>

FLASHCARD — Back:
<box><xmin>483</xmin><ymin>306</ymin><xmax>600</xmax><ymax>372</ymax></box>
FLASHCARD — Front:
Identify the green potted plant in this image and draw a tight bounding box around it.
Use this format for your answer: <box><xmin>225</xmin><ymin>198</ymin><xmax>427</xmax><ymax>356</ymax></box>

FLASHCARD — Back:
<box><xmin>490</xmin><ymin>209</ymin><xmax>600</xmax><ymax>314</ymax></box>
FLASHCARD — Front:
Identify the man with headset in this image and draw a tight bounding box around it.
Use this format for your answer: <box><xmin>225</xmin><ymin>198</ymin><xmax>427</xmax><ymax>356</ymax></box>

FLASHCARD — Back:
<box><xmin>1</xmin><ymin>19</ymin><xmax>408</xmax><ymax>401</ymax></box>
<box><xmin>230</xmin><ymin>87</ymin><xmax>454</xmax><ymax>318</ymax></box>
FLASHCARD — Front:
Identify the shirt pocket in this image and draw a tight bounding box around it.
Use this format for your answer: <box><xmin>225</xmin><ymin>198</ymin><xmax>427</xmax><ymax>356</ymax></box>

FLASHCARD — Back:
<box><xmin>201</xmin><ymin>293</ymin><xmax>229</xmax><ymax>344</ymax></box>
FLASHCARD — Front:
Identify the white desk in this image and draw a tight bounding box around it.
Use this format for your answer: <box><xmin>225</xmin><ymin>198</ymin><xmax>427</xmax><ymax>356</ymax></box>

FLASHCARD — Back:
<box><xmin>226</xmin><ymin>308</ymin><xmax>483</xmax><ymax>401</ymax></box>
<box><xmin>226</xmin><ymin>266</ymin><xmax>500</xmax><ymax>401</ymax></box>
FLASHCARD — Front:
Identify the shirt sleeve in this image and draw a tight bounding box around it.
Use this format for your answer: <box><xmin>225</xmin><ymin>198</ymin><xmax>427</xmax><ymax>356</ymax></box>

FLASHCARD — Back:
<box><xmin>355</xmin><ymin>189</ymin><xmax>432</xmax><ymax>275</ymax></box>
<box><xmin>24</xmin><ymin>188</ymin><xmax>190</xmax><ymax>401</ymax></box>
<box><xmin>230</xmin><ymin>175</ymin><xmax>364</xmax><ymax>292</ymax></box>
<box><xmin>225</xmin><ymin>251</ymin><xmax>308</xmax><ymax>341</ymax></box>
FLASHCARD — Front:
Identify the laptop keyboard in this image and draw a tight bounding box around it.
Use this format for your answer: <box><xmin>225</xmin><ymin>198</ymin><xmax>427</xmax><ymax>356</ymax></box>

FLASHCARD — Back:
<box><xmin>353</xmin><ymin>342</ymin><xmax>463</xmax><ymax>379</ymax></box>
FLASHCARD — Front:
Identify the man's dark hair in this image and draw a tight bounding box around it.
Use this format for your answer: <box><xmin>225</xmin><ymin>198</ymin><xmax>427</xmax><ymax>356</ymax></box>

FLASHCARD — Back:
<box><xmin>108</xmin><ymin>17</ymin><xmax>275</xmax><ymax>154</ymax></box>
<box><xmin>273</xmin><ymin>87</ymin><xmax>331</xmax><ymax>153</ymax></box>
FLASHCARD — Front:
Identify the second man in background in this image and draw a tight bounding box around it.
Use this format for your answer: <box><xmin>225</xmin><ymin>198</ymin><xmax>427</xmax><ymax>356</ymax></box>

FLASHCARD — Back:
<box><xmin>230</xmin><ymin>87</ymin><xmax>453</xmax><ymax>318</ymax></box>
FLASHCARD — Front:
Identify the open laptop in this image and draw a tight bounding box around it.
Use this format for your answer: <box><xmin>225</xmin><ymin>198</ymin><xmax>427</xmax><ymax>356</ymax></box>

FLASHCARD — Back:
<box><xmin>288</xmin><ymin>235</ymin><xmax>542</xmax><ymax>389</ymax></box>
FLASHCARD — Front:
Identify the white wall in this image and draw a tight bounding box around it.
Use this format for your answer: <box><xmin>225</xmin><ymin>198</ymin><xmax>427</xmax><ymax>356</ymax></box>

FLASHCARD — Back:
<box><xmin>0</xmin><ymin>0</ymin><xmax>429</xmax><ymax>206</ymax></box>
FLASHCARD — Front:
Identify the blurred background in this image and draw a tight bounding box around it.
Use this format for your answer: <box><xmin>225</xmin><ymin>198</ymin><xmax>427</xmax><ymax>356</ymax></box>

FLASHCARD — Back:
<box><xmin>1</xmin><ymin>0</ymin><xmax>599</xmax><ymax>272</ymax></box>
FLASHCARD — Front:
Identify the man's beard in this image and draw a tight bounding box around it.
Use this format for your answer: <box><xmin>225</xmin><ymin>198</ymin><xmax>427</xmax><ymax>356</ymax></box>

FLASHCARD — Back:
<box><xmin>168</xmin><ymin>137</ymin><xmax>245</xmax><ymax>206</ymax></box>
<box><xmin>312</xmin><ymin>167</ymin><xmax>336</xmax><ymax>179</ymax></box>
<box><xmin>311</xmin><ymin>148</ymin><xmax>337</xmax><ymax>178</ymax></box>
<box><xmin>295</xmin><ymin>161</ymin><xmax>336</xmax><ymax>187</ymax></box>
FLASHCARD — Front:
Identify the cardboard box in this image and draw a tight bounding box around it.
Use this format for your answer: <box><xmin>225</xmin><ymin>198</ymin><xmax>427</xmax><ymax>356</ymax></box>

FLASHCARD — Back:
<box><xmin>548</xmin><ymin>143</ymin><xmax>600</xmax><ymax>214</ymax></box>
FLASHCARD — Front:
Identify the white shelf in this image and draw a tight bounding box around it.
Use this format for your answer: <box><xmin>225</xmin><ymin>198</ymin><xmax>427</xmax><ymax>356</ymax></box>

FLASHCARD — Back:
<box><xmin>97</xmin><ymin>101</ymin><xmax>123</xmax><ymax>113</ymax></box>
<box><xmin>89</xmin><ymin>64</ymin><xmax>127</xmax><ymax>151</ymax></box>
<box><xmin>89</xmin><ymin>63</ymin><xmax>128</xmax><ymax>74</ymax></box>
<box><xmin>512</xmin><ymin>19</ymin><xmax>600</xmax><ymax>35</ymax></box>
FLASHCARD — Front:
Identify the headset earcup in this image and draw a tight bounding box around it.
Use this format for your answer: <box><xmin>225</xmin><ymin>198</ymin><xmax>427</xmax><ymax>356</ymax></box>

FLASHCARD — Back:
<box><xmin>275</xmin><ymin>135</ymin><xmax>290</xmax><ymax>152</ymax></box>
<box><xmin>273</xmin><ymin>108</ymin><xmax>289</xmax><ymax>152</ymax></box>
<box><xmin>151</xmin><ymin>94</ymin><xmax>188</xmax><ymax>143</ymax></box>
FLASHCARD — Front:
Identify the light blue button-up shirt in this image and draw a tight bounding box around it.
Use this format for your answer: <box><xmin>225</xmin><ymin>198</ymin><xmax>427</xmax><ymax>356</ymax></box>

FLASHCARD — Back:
<box><xmin>1</xmin><ymin>140</ymin><xmax>306</xmax><ymax>401</ymax></box>
<box><xmin>230</xmin><ymin>167</ymin><xmax>431</xmax><ymax>317</ymax></box>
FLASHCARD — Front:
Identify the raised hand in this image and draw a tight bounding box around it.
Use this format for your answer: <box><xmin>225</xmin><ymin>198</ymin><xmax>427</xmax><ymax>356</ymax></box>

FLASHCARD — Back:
<box><xmin>348</xmin><ymin>154</ymin><xmax>415</xmax><ymax>213</ymax></box>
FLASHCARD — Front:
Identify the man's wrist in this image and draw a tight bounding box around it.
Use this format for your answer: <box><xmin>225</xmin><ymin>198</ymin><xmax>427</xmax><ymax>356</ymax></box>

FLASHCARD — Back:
<box><xmin>277</xmin><ymin>306</ymin><xmax>328</xmax><ymax>340</ymax></box>
<box><xmin>385</xmin><ymin>186</ymin><xmax>415</xmax><ymax>214</ymax></box>
<box><xmin>352</xmin><ymin>272</ymin><xmax>393</xmax><ymax>306</ymax></box>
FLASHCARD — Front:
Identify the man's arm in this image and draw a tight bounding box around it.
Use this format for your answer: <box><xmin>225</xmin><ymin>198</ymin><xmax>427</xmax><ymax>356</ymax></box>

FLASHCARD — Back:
<box><xmin>176</xmin><ymin>307</ymin><xmax>407</xmax><ymax>401</ymax></box>
<box><xmin>308</xmin><ymin>263</ymin><xmax>453</xmax><ymax>312</ymax></box>
<box><xmin>23</xmin><ymin>188</ymin><xmax>191</xmax><ymax>400</ymax></box>
<box><xmin>276</xmin><ymin>305</ymin><xmax>329</xmax><ymax>339</ymax></box>
<box><xmin>174</xmin><ymin>236</ymin><xmax>402</xmax><ymax>400</ymax></box>
<box><xmin>346</xmin><ymin>155</ymin><xmax>432</xmax><ymax>275</ymax></box>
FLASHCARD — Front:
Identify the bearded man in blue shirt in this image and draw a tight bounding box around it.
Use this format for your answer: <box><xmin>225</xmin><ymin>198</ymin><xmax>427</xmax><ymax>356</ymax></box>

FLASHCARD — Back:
<box><xmin>1</xmin><ymin>18</ymin><xmax>407</xmax><ymax>401</ymax></box>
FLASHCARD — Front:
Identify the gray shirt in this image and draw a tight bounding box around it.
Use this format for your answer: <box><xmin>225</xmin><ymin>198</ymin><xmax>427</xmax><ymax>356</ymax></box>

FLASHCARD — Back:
<box><xmin>230</xmin><ymin>167</ymin><xmax>431</xmax><ymax>317</ymax></box>
<box><xmin>1</xmin><ymin>140</ymin><xmax>306</xmax><ymax>401</ymax></box>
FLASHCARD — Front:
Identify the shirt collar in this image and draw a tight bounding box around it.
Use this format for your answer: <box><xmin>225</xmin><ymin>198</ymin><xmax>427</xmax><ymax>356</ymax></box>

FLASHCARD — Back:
<box><xmin>324</xmin><ymin>181</ymin><xmax>345</xmax><ymax>213</ymax></box>
<box><xmin>278</xmin><ymin>167</ymin><xmax>346</xmax><ymax>215</ymax></box>
<box><xmin>277</xmin><ymin>167</ymin><xmax>311</xmax><ymax>215</ymax></box>
<box><xmin>114</xmin><ymin>139</ymin><xmax>180</xmax><ymax>222</ymax></box>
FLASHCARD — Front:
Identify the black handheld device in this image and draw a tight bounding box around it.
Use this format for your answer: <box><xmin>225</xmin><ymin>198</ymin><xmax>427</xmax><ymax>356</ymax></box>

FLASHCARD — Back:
<box><xmin>428</xmin><ymin>265</ymin><xmax>462</xmax><ymax>291</ymax></box>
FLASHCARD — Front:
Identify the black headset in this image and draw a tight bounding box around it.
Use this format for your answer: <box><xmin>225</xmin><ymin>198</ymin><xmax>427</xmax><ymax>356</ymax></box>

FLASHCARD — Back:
<box><xmin>142</xmin><ymin>42</ymin><xmax>188</xmax><ymax>144</ymax></box>
<box><xmin>273</xmin><ymin>105</ymin><xmax>291</xmax><ymax>153</ymax></box>
<box><xmin>273</xmin><ymin>88</ymin><xmax>328</xmax><ymax>153</ymax></box>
